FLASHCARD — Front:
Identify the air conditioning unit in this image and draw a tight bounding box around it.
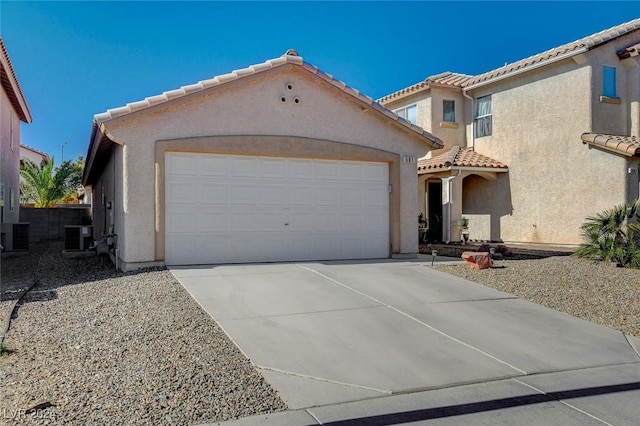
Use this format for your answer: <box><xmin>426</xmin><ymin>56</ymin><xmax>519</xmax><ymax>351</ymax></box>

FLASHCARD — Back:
<box><xmin>0</xmin><ymin>222</ymin><xmax>30</xmax><ymax>251</ymax></box>
<box><xmin>64</xmin><ymin>225</ymin><xmax>93</xmax><ymax>251</ymax></box>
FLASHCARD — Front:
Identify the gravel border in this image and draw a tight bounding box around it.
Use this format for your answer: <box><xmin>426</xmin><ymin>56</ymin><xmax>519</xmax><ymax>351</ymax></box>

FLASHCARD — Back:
<box><xmin>432</xmin><ymin>256</ymin><xmax>640</xmax><ymax>338</ymax></box>
<box><xmin>0</xmin><ymin>242</ymin><xmax>286</xmax><ymax>425</ymax></box>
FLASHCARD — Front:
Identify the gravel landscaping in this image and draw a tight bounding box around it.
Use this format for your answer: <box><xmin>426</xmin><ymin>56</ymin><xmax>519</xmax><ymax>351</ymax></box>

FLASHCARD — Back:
<box><xmin>0</xmin><ymin>242</ymin><xmax>286</xmax><ymax>425</ymax></box>
<box><xmin>432</xmin><ymin>255</ymin><xmax>640</xmax><ymax>338</ymax></box>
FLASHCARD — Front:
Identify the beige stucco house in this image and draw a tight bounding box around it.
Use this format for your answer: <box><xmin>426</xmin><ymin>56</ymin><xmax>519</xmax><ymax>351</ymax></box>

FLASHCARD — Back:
<box><xmin>1</xmin><ymin>37</ymin><xmax>32</xmax><ymax>250</ymax></box>
<box><xmin>83</xmin><ymin>51</ymin><xmax>442</xmax><ymax>270</ymax></box>
<box><xmin>20</xmin><ymin>144</ymin><xmax>50</xmax><ymax>167</ymax></box>
<box><xmin>380</xmin><ymin>18</ymin><xmax>640</xmax><ymax>247</ymax></box>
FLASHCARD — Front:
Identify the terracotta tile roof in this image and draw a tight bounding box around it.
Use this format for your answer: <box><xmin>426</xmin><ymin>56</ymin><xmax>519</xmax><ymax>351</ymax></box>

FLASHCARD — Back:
<box><xmin>377</xmin><ymin>72</ymin><xmax>473</xmax><ymax>104</ymax></box>
<box><xmin>417</xmin><ymin>145</ymin><xmax>508</xmax><ymax>173</ymax></box>
<box><xmin>581</xmin><ymin>133</ymin><xmax>640</xmax><ymax>157</ymax></box>
<box><xmin>0</xmin><ymin>37</ymin><xmax>31</xmax><ymax>123</ymax></box>
<box><xmin>618</xmin><ymin>42</ymin><xmax>640</xmax><ymax>59</ymax></box>
<box><xmin>465</xmin><ymin>18</ymin><xmax>640</xmax><ymax>89</ymax></box>
<box><xmin>92</xmin><ymin>50</ymin><xmax>441</xmax><ymax>148</ymax></box>
<box><xmin>85</xmin><ymin>50</ymin><xmax>444</xmax><ymax>186</ymax></box>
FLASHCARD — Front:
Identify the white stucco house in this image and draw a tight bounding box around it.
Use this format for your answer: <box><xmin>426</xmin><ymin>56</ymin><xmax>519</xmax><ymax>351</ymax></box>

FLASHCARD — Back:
<box><xmin>379</xmin><ymin>18</ymin><xmax>640</xmax><ymax>247</ymax></box>
<box><xmin>1</xmin><ymin>37</ymin><xmax>32</xmax><ymax>251</ymax></box>
<box><xmin>82</xmin><ymin>50</ymin><xmax>443</xmax><ymax>270</ymax></box>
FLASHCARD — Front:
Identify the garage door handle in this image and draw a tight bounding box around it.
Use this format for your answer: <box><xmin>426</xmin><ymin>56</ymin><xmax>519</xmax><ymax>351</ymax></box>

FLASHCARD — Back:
<box><xmin>284</xmin><ymin>223</ymin><xmax>289</xmax><ymax>226</ymax></box>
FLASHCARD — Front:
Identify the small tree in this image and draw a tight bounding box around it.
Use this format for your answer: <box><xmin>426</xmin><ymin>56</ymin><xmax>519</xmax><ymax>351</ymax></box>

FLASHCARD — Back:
<box><xmin>20</xmin><ymin>157</ymin><xmax>83</xmax><ymax>207</ymax></box>
<box><xmin>574</xmin><ymin>200</ymin><xmax>640</xmax><ymax>268</ymax></box>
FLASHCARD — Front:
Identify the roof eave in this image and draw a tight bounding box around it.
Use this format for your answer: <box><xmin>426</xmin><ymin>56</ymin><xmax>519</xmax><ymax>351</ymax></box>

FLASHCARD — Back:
<box><xmin>92</xmin><ymin>56</ymin><xmax>443</xmax><ymax>150</ymax></box>
<box><xmin>464</xmin><ymin>47</ymin><xmax>588</xmax><ymax>91</ymax></box>
<box><xmin>582</xmin><ymin>140</ymin><xmax>640</xmax><ymax>157</ymax></box>
<box><xmin>377</xmin><ymin>83</ymin><xmax>430</xmax><ymax>105</ymax></box>
<box><xmin>0</xmin><ymin>41</ymin><xmax>32</xmax><ymax>123</ymax></box>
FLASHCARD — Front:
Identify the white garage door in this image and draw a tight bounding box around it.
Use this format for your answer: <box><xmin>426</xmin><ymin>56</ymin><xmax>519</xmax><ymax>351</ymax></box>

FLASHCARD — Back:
<box><xmin>165</xmin><ymin>153</ymin><xmax>390</xmax><ymax>265</ymax></box>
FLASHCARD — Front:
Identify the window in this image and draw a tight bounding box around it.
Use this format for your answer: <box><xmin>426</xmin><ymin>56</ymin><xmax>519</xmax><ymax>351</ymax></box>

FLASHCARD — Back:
<box><xmin>9</xmin><ymin>188</ymin><xmax>14</xmax><ymax>211</ymax></box>
<box><xmin>395</xmin><ymin>104</ymin><xmax>417</xmax><ymax>125</ymax></box>
<box><xmin>0</xmin><ymin>184</ymin><xmax>4</xmax><ymax>208</ymax></box>
<box><xmin>475</xmin><ymin>95</ymin><xmax>492</xmax><ymax>137</ymax></box>
<box><xmin>443</xmin><ymin>100</ymin><xmax>455</xmax><ymax>123</ymax></box>
<box><xmin>603</xmin><ymin>66</ymin><xmax>617</xmax><ymax>98</ymax></box>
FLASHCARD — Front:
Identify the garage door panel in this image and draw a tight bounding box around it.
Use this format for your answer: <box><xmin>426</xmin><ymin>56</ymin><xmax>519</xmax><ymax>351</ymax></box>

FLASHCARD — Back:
<box><xmin>167</xmin><ymin>180</ymin><xmax>196</xmax><ymax>204</ymax></box>
<box><xmin>198</xmin><ymin>156</ymin><xmax>229</xmax><ymax>176</ymax></box>
<box><xmin>315</xmin><ymin>162</ymin><xmax>338</xmax><ymax>181</ymax></box>
<box><xmin>364</xmin><ymin>163</ymin><xmax>389</xmax><ymax>182</ymax></box>
<box><xmin>228</xmin><ymin>184</ymin><xmax>259</xmax><ymax>205</ymax></box>
<box><xmin>341</xmin><ymin>187</ymin><xmax>363</xmax><ymax>206</ymax></box>
<box><xmin>364</xmin><ymin>186</ymin><xmax>388</xmax><ymax>207</ymax></box>
<box><xmin>200</xmin><ymin>182</ymin><xmax>228</xmax><ymax>204</ymax></box>
<box><xmin>288</xmin><ymin>159</ymin><xmax>313</xmax><ymax>180</ymax></box>
<box><xmin>289</xmin><ymin>186</ymin><xmax>314</xmax><ymax>205</ymax></box>
<box><xmin>167</xmin><ymin>208</ymin><xmax>196</xmax><ymax>233</ymax></box>
<box><xmin>167</xmin><ymin>154</ymin><xmax>196</xmax><ymax>176</ymax></box>
<box><xmin>364</xmin><ymin>211</ymin><xmax>388</xmax><ymax>231</ymax></box>
<box><xmin>166</xmin><ymin>153</ymin><xmax>389</xmax><ymax>265</ymax></box>
<box><xmin>229</xmin><ymin>211</ymin><xmax>258</xmax><ymax>232</ymax></box>
<box><xmin>260</xmin><ymin>185</ymin><xmax>287</xmax><ymax>205</ymax></box>
<box><xmin>259</xmin><ymin>210</ymin><xmax>287</xmax><ymax>231</ymax></box>
<box><xmin>316</xmin><ymin>187</ymin><xmax>340</xmax><ymax>206</ymax></box>
<box><xmin>260</xmin><ymin>158</ymin><xmax>287</xmax><ymax>178</ymax></box>
<box><xmin>197</xmin><ymin>209</ymin><xmax>228</xmax><ymax>232</ymax></box>
<box><xmin>230</xmin><ymin>157</ymin><xmax>258</xmax><ymax>177</ymax></box>
<box><xmin>341</xmin><ymin>163</ymin><xmax>364</xmax><ymax>181</ymax></box>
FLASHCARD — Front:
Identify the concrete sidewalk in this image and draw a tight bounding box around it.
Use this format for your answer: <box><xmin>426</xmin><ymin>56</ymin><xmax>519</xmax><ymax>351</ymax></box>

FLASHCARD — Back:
<box><xmin>170</xmin><ymin>258</ymin><xmax>640</xmax><ymax>425</ymax></box>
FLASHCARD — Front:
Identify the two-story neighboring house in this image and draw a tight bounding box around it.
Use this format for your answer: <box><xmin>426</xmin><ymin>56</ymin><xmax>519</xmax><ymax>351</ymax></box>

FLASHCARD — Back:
<box><xmin>379</xmin><ymin>18</ymin><xmax>640</xmax><ymax>247</ymax></box>
<box><xmin>20</xmin><ymin>144</ymin><xmax>50</xmax><ymax>168</ymax></box>
<box><xmin>1</xmin><ymin>37</ymin><xmax>32</xmax><ymax>250</ymax></box>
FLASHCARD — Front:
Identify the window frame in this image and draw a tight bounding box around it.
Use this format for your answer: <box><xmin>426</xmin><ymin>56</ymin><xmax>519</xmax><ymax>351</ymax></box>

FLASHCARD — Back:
<box><xmin>602</xmin><ymin>66</ymin><xmax>617</xmax><ymax>98</ymax></box>
<box><xmin>475</xmin><ymin>95</ymin><xmax>493</xmax><ymax>138</ymax></box>
<box><xmin>394</xmin><ymin>104</ymin><xmax>418</xmax><ymax>125</ymax></box>
<box><xmin>442</xmin><ymin>99</ymin><xmax>456</xmax><ymax>123</ymax></box>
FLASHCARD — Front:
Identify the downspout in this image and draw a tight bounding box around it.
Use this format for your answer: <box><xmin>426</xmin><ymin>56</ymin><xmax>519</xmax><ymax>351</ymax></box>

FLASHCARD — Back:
<box><xmin>462</xmin><ymin>89</ymin><xmax>475</xmax><ymax>151</ymax></box>
<box><xmin>445</xmin><ymin>169</ymin><xmax>462</xmax><ymax>243</ymax></box>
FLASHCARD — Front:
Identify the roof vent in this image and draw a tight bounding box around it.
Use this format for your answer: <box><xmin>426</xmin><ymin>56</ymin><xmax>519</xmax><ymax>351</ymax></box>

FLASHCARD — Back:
<box><xmin>283</xmin><ymin>49</ymin><xmax>299</xmax><ymax>57</ymax></box>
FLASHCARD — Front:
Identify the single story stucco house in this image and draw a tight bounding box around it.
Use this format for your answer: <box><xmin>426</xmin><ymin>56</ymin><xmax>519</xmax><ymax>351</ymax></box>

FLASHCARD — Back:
<box><xmin>82</xmin><ymin>50</ymin><xmax>443</xmax><ymax>270</ymax></box>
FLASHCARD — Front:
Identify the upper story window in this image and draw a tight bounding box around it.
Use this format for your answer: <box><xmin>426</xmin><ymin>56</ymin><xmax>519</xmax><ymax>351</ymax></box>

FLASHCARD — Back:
<box><xmin>475</xmin><ymin>95</ymin><xmax>492</xmax><ymax>137</ymax></box>
<box><xmin>443</xmin><ymin>100</ymin><xmax>455</xmax><ymax>123</ymax></box>
<box><xmin>602</xmin><ymin>66</ymin><xmax>617</xmax><ymax>98</ymax></box>
<box><xmin>395</xmin><ymin>104</ymin><xmax>417</xmax><ymax>125</ymax></box>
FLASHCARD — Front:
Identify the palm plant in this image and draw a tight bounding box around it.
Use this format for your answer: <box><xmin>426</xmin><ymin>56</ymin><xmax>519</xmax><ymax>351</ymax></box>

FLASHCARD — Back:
<box><xmin>574</xmin><ymin>200</ymin><xmax>640</xmax><ymax>268</ymax></box>
<box><xmin>20</xmin><ymin>158</ymin><xmax>82</xmax><ymax>207</ymax></box>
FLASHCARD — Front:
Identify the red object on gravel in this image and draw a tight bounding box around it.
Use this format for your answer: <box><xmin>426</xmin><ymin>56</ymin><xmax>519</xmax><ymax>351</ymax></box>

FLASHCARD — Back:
<box><xmin>461</xmin><ymin>251</ymin><xmax>491</xmax><ymax>270</ymax></box>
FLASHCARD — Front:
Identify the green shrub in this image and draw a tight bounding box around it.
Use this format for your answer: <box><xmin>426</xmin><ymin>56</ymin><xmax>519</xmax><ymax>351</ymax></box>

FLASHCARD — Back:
<box><xmin>574</xmin><ymin>200</ymin><xmax>640</xmax><ymax>269</ymax></box>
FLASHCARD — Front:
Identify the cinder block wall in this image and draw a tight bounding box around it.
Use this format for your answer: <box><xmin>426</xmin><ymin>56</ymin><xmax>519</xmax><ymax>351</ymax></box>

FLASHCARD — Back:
<box><xmin>20</xmin><ymin>206</ymin><xmax>92</xmax><ymax>242</ymax></box>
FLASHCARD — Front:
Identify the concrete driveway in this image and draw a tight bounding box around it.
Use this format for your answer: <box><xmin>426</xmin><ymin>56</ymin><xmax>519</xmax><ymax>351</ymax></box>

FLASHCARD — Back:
<box><xmin>170</xmin><ymin>258</ymin><xmax>640</xmax><ymax>425</ymax></box>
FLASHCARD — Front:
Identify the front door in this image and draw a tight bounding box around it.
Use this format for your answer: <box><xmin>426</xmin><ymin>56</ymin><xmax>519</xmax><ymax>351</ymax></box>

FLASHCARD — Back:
<box><xmin>427</xmin><ymin>181</ymin><xmax>443</xmax><ymax>242</ymax></box>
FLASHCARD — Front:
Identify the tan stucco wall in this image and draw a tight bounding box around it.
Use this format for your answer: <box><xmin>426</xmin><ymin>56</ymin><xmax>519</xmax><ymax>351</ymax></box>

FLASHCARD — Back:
<box><xmin>384</xmin><ymin>87</ymin><xmax>464</xmax><ymax>157</ymax></box>
<box><xmin>99</xmin><ymin>67</ymin><xmax>431</xmax><ymax>266</ymax></box>
<box><xmin>90</xmin><ymin>144</ymin><xmax>124</xmax><ymax>254</ymax></box>
<box><xmin>468</xmin><ymin>54</ymin><xmax>629</xmax><ymax>245</ymax></box>
<box><xmin>1</xmin><ymin>89</ymin><xmax>21</xmax><ymax>224</ymax></box>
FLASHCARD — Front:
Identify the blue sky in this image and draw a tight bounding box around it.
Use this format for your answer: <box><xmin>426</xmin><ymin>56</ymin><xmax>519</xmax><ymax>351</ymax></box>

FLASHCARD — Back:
<box><xmin>1</xmin><ymin>1</ymin><xmax>638</xmax><ymax>163</ymax></box>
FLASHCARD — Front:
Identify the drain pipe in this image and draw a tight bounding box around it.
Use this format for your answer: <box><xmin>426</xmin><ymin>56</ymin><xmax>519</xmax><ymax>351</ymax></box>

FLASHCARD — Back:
<box><xmin>462</xmin><ymin>89</ymin><xmax>475</xmax><ymax>151</ymax></box>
